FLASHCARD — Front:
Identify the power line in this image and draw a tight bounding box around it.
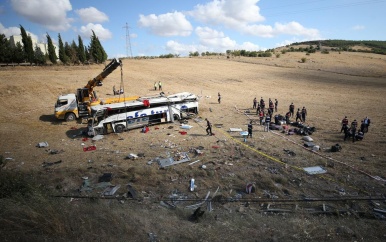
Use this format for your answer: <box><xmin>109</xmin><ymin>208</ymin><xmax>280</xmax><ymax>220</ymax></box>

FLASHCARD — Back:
<box><xmin>123</xmin><ymin>22</ymin><xmax>133</xmax><ymax>58</ymax></box>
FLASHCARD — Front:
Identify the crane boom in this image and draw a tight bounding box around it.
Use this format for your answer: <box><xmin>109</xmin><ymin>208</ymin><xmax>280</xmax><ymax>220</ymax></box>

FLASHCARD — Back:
<box><xmin>85</xmin><ymin>58</ymin><xmax>122</xmax><ymax>100</ymax></box>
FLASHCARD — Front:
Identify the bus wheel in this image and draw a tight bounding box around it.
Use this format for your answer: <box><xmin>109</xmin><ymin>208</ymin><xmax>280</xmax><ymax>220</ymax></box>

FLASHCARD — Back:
<box><xmin>65</xmin><ymin>113</ymin><xmax>76</xmax><ymax>122</ymax></box>
<box><xmin>115</xmin><ymin>124</ymin><xmax>125</xmax><ymax>133</ymax></box>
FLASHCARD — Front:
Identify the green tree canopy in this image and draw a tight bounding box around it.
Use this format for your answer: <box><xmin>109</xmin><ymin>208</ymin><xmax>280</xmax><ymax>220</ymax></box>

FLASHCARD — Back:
<box><xmin>20</xmin><ymin>25</ymin><xmax>34</xmax><ymax>64</ymax></box>
<box><xmin>46</xmin><ymin>33</ymin><xmax>57</xmax><ymax>64</ymax></box>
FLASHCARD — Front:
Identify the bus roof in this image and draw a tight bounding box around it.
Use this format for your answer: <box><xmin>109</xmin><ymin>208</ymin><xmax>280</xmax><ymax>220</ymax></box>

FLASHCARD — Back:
<box><xmin>91</xmin><ymin>92</ymin><xmax>198</xmax><ymax>111</ymax></box>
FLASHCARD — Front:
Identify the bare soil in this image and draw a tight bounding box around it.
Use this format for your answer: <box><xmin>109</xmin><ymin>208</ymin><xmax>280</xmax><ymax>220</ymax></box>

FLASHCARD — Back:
<box><xmin>1</xmin><ymin>51</ymin><xmax>386</xmax><ymax>241</ymax></box>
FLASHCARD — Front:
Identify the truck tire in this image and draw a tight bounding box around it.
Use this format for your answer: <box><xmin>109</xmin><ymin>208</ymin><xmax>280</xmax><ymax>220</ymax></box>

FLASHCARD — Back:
<box><xmin>115</xmin><ymin>124</ymin><xmax>125</xmax><ymax>133</ymax></box>
<box><xmin>65</xmin><ymin>113</ymin><xmax>76</xmax><ymax>122</ymax></box>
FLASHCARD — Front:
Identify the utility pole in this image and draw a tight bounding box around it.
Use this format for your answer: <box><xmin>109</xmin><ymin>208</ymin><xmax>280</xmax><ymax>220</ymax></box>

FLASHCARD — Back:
<box><xmin>123</xmin><ymin>22</ymin><xmax>133</xmax><ymax>58</ymax></box>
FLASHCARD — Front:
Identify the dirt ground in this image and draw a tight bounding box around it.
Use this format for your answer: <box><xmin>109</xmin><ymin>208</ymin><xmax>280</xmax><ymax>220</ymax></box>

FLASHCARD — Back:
<box><xmin>1</xmin><ymin>51</ymin><xmax>386</xmax><ymax>241</ymax></box>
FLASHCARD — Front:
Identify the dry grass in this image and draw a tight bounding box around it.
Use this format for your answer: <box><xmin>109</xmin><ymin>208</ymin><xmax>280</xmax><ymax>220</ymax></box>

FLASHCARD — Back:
<box><xmin>1</xmin><ymin>51</ymin><xmax>386</xmax><ymax>241</ymax></box>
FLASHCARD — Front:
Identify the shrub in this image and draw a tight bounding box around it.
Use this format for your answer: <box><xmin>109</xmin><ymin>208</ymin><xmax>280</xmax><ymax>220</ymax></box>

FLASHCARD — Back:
<box><xmin>276</xmin><ymin>53</ymin><xmax>280</xmax><ymax>58</ymax></box>
<box><xmin>301</xmin><ymin>57</ymin><xmax>307</xmax><ymax>63</ymax></box>
<box><xmin>321</xmin><ymin>49</ymin><xmax>330</xmax><ymax>54</ymax></box>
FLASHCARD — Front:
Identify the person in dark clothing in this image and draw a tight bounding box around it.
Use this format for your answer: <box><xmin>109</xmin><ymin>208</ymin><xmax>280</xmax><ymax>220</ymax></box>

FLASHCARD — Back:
<box><xmin>285</xmin><ymin>111</ymin><xmax>291</xmax><ymax>124</ymax></box>
<box><xmin>343</xmin><ymin>125</ymin><xmax>350</xmax><ymax>141</ymax></box>
<box><xmin>264</xmin><ymin>114</ymin><xmax>271</xmax><ymax>132</ymax></box>
<box><xmin>205</xmin><ymin>118</ymin><xmax>213</xmax><ymax>135</ymax></box>
<box><xmin>351</xmin><ymin>119</ymin><xmax>358</xmax><ymax>142</ymax></box>
<box><xmin>355</xmin><ymin>131</ymin><xmax>364</xmax><ymax>141</ymax></box>
<box><xmin>289</xmin><ymin>103</ymin><xmax>295</xmax><ymax>117</ymax></box>
<box><xmin>296</xmin><ymin>108</ymin><xmax>302</xmax><ymax>122</ymax></box>
<box><xmin>274</xmin><ymin>99</ymin><xmax>278</xmax><ymax>112</ymax></box>
<box><xmin>218</xmin><ymin>92</ymin><xmax>221</xmax><ymax>104</ymax></box>
<box><xmin>260</xmin><ymin>98</ymin><xmax>265</xmax><ymax>112</ymax></box>
<box><xmin>253</xmin><ymin>97</ymin><xmax>257</xmax><ymax>109</ymax></box>
<box><xmin>247</xmin><ymin>121</ymin><xmax>253</xmax><ymax>138</ymax></box>
<box><xmin>341</xmin><ymin>116</ymin><xmax>349</xmax><ymax>133</ymax></box>
<box><xmin>256</xmin><ymin>103</ymin><xmax>261</xmax><ymax>115</ymax></box>
<box><xmin>269</xmin><ymin>99</ymin><xmax>274</xmax><ymax>114</ymax></box>
<box><xmin>301</xmin><ymin>107</ymin><xmax>307</xmax><ymax>123</ymax></box>
<box><xmin>360</xmin><ymin>120</ymin><xmax>366</xmax><ymax>133</ymax></box>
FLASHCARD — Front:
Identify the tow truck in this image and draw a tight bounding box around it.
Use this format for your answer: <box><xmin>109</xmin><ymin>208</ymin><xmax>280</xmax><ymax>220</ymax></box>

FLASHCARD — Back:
<box><xmin>54</xmin><ymin>58</ymin><xmax>138</xmax><ymax>121</ymax></box>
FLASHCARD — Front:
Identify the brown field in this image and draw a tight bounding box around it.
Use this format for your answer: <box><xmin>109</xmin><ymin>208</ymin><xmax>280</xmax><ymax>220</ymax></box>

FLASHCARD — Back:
<box><xmin>1</xmin><ymin>51</ymin><xmax>386</xmax><ymax>241</ymax></box>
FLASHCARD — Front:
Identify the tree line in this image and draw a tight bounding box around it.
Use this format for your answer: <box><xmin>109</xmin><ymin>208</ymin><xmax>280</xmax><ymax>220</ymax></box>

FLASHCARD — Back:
<box><xmin>0</xmin><ymin>25</ymin><xmax>108</xmax><ymax>65</ymax></box>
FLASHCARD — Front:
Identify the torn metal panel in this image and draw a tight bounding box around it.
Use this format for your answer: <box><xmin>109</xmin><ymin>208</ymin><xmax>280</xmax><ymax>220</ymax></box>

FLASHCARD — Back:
<box><xmin>185</xmin><ymin>191</ymin><xmax>211</xmax><ymax>210</ymax></box>
<box><xmin>303</xmin><ymin>166</ymin><xmax>327</xmax><ymax>175</ymax></box>
<box><xmin>103</xmin><ymin>184</ymin><xmax>121</xmax><ymax>196</ymax></box>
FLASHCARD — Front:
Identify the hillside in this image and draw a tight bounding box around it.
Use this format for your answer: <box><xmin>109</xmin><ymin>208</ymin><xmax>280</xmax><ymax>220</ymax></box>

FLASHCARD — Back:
<box><xmin>1</xmin><ymin>51</ymin><xmax>386</xmax><ymax>241</ymax></box>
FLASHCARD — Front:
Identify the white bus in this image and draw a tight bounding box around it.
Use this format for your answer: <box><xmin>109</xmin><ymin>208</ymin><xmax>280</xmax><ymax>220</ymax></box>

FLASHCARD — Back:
<box><xmin>87</xmin><ymin>92</ymin><xmax>199</xmax><ymax>136</ymax></box>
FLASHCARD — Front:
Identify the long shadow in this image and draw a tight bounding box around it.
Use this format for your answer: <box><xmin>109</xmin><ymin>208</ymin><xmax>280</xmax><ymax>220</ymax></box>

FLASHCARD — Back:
<box><xmin>65</xmin><ymin>127</ymin><xmax>88</xmax><ymax>139</ymax></box>
<box><xmin>40</xmin><ymin>114</ymin><xmax>84</xmax><ymax>125</ymax></box>
<box><xmin>40</xmin><ymin>114</ymin><xmax>60</xmax><ymax>124</ymax></box>
<box><xmin>189</xmin><ymin>133</ymin><xmax>208</xmax><ymax>137</ymax></box>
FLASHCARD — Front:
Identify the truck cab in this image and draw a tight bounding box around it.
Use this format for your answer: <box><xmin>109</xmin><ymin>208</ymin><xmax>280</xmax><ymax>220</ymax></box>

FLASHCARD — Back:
<box><xmin>54</xmin><ymin>93</ymin><xmax>79</xmax><ymax>121</ymax></box>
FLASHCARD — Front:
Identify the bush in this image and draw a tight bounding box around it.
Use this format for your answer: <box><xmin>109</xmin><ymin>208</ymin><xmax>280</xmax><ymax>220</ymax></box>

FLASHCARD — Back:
<box><xmin>276</xmin><ymin>53</ymin><xmax>280</xmax><ymax>58</ymax></box>
<box><xmin>301</xmin><ymin>57</ymin><xmax>307</xmax><ymax>63</ymax></box>
<box><xmin>321</xmin><ymin>49</ymin><xmax>330</xmax><ymax>54</ymax></box>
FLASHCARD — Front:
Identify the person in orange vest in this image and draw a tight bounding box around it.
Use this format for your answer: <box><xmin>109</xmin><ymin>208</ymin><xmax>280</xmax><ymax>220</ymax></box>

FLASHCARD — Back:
<box><xmin>341</xmin><ymin>116</ymin><xmax>349</xmax><ymax>133</ymax></box>
<box><xmin>259</xmin><ymin>110</ymin><xmax>264</xmax><ymax>125</ymax></box>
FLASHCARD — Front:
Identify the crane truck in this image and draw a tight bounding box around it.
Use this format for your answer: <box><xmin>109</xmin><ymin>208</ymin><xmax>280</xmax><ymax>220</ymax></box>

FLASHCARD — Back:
<box><xmin>54</xmin><ymin>58</ymin><xmax>138</xmax><ymax>121</ymax></box>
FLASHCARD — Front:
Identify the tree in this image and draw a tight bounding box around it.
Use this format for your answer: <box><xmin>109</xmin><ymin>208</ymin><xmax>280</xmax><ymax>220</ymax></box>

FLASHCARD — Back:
<box><xmin>46</xmin><ymin>33</ymin><xmax>57</xmax><ymax>64</ymax></box>
<box><xmin>64</xmin><ymin>41</ymin><xmax>78</xmax><ymax>64</ymax></box>
<box><xmin>89</xmin><ymin>30</ymin><xmax>107</xmax><ymax>63</ymax></box>
<box><xmin>58</xmin><ymin>34</ymin><xmax>69</xmax><ymax>64</ymax></box>
<box><xmin>77</xmin><ymin>35</ymin><xmax>86</xmax><ymax>64</ymax></box>
<box><xmin>34</xmin><ymin>46</ymin><xmax>46</xmax><ymax>65</ymax></box>
<box><xmin>20</xmin><ymin>25</ymin><xmax>34</xmax><ymax>64</ymax></box>
<box><xmin>12</xmin><ymin>42</ymin><xmax>25</xmax><ymax>64</ymax></box>
<box><xmin>0</xmin><ymin>34</ymin><xmax>11</xmax><ymax>63</ymax></box>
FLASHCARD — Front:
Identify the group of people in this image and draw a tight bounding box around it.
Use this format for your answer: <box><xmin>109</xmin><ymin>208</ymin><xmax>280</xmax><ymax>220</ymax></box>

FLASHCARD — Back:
<box><xmin>153</xmin><ymin>81</ymin><xmax>163</xmax><ymax>91</ymax></box>
<box><xmin>286</xmin><ymin>104</ymin><xmax>307</xmax><ymax>124</ymax></box>
<box><xmin>254</xmin><ymin>97</ymin><xmax>278</xmax><ymax>127</ymax></box>
<box><xmin>341</xmin><ymin>116</ymin><xmax>371</xmax><ymax>142</ymax></box>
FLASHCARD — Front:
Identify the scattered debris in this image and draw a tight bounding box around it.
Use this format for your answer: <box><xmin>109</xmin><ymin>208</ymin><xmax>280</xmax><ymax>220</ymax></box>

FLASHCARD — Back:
<box><xmin>190</xmin><ymin>178</ymin><xmax>195</xmax><ymax>191</ymax></box>
<box><xmin>83</xmin><ymin>145</ymin><xmax>96</xmax><ymax>152</ymax></box>
<box><xmin>92</xmin><ymin>135</ymin><xmax>104</xmax><ymax>141</ymax></box>
<box><xmin>180</xmin><ymin>124</ymin><xmax>193</xmax><ymax>129</ymax></box>
<box><xmin>189</xmin><ymin>207</ymin><xmax>205</xmax><ymax>222</ymax></box>
<box><xmin>42</xmin><ymin>160</ymin><xmax>62</xmax><ymax>167</ymax></box>
<box><xmin>214</xmin><ymin>124</ymin><xmax>223</xmax><ymax>128</ymax></box>
<box><xmin>246</xmin><ymin>183</ymin><xmax>256</xmax><ymax>194</ymax></box>
<box><xmin>302</xmin><ymin>136</ymin><xmax>314</xmax><ymax>142</ymax></box>
<box><xmin>188</xmin><ymin>160</ymin><xmax>200</xmax><ymax>166</ymax></box>
<box><xmin>36</xmin><ymin>142</ymin><xmax>49</xmax><ymax>148</ymax></box>
<box><xmin>126</xmin><ymin>153</ymin><xmax>138</xmax><ymax>159</ymax></box>
<box><xmin>127</xmin><ymin>184</ymin><xmax>138</xmax><ymax>199</ymax></box>
<box><xmin>229</xmin><ymin>128</ymin><xmax>242</xmax><ymax>132</ymax></box>
<box><xmin>304</xmin><ymin>142</ymin><xmax>315</xmax><ymax>148</ymax></box>
<box><xmin>303</xmin><ymin>166</ymin><xmax>327</xmax><ymax>175</ymax></box>
<box><xmin>98</xmin><ymin>173</ymin><xmax>113</xmax><ymax>182</ymax></box>
<box><xmin>283</xmin><ymin>149</ymin><xmax>296</xmax><ymax>156</ymax></box>
<box><xmin>331</xmin><ymin>143</ymin><xmax>342</xmax><ymax>152</ymax></box>
<box><xmin>102</xmin><ymin>184</ymin><xmax>121</xmax><ymax>196</ymax></box>
<box><xmin>157</xmin><ymin>152</ymin><xmax>191</xmax><ymax>168</ymax></box>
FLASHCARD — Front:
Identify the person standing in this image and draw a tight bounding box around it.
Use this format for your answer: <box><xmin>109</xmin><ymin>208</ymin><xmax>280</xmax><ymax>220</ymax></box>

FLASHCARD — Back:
<box><xmin>205</xmin><ymin>118</ymin><xmax>213</xmax><ymax>136</ymax></box>
<box><xmin>158</xmin><ymin>81</ymin><xmax>162</xmax><ymax>91</ymax></box>
<box><xmin>253</xmin><ymin>97</ymin><xmax>257</xmax><ymax>109</ymax></box>
<box><xmin>274</xmin><ymin>99</ymin><xmax>278</xmax><ymax>112</ymax></box>
<box><xmin>259</xmin><ymin>110</ymin><xmax>264</xmax><ymax>125</ymax></box>
<box><xmin>360</xmin><ymin>120</ymin><xmax>366</xmax><ymax>133</ymax></box>
<box><xmin>363</xmin><ymin>116</ymin><xmax>370</xmax><ymax>132</ymax></box>
<box><xmin>341</xmin><ymin>116</ymin><xmax>349</xmax><ymax>133</ymax></box>
<box><xmin>264</xmin><ymin>113</ymin><xmax>271</xmax><ymax>132</ymax></box>
<box><xmin>285</xmin><ymin>111</ymin><xmax>291</xmax><ymax>124</ymax></box>
<box><xmin>351</xmin><ymin>119</ymin><xmax>358</xmax><ymax>142</ymax></box>
<box><xmin>296</xmin><ymin>108</ymin><xmax>302</xmax><ymax>122</ymax></box>
<box><xmin>154</xmin><ymin>82</ymin><xmax>158</xmax><ymax>91</ymax></box>
<box><xmin>218</xmin><ymin>92</ymin><xmax>221</xmax><ymax>104</ymax></box>
<box><xmin>247</xmin><ymin>121</ymin><xmax>253</xmax><ymax>138</ymax></box>
<box><xmin>269</xmin><ymin>98</ymin><xmax>274</xmax><ymax>114</ymax></box>
<box><xmin>256</xmin><ymin>103</ymin><xmax>261</xmax><ymax>115</ymax></box>
<box><xmin>289</xmin><ymin>103</ymin><xmax>295</xmax><ymax>117</ymax></box>
<box><xmin>301</xmin><ymin>107</ymin><xmax>307</xmax><ymax>123</ymax></box>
